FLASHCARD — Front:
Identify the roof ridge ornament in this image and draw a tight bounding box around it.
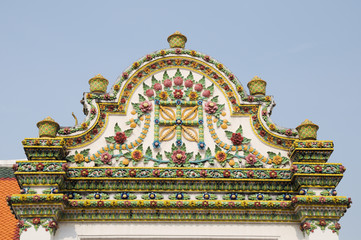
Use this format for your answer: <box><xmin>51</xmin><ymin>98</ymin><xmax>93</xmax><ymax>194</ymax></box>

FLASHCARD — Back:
<box><xmin>247</xmin><ymin>75</ymin><xmax>267</xmax><ymax>96</ymax></box>
<box><xmin>36</xmin><ymin>117</ymin><xmax>60</xmax><ymax>138</ymax></box>
<box><xmin>296</xmin><ymin>119</ymin><xmax>319</xmax><ymax>140</ymax></box>
<box><xmin>167</xmin><ymin>31</ymin><xmax>187</xmax><ymax>48</ymax></box>
<box><xmin>88</xmin><ymin>74</ymin><xmax>109</xmax><ymax>94</ymax></box>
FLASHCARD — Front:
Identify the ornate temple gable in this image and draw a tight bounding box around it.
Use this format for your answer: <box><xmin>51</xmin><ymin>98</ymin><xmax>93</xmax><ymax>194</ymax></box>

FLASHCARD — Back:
<box><xmin>10</xmin><ymin>32</ymin><xmax>350</xmax><ymax>240</ymax></box>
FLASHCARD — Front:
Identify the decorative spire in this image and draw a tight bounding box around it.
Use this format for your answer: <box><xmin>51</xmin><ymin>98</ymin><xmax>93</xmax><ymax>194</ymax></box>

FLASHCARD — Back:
<box><xmin>167</xmin><ymin>31</ymin><xmax>187</xmax><ymax>48</ymax></box>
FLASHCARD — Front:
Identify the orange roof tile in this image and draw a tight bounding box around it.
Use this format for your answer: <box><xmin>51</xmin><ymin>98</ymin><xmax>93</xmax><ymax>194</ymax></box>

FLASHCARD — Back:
<box><xmin>0</xmin><ymin>177</ymin><xmax>20</xmax><ymax>240</ymax></box>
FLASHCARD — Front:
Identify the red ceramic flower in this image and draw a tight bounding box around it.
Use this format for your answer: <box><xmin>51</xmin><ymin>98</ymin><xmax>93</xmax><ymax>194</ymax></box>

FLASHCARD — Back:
<box><xmin>105</xmin><ymin>169</ymin><xmax>113</xmax><ymax>177</ymax></box>
<box><xmin>173</xmin><ymin>89</ymin><xmax>183</xmax><ymax>99</ymax></box>
<box><xmin>32</xmin><ymin>217</ymin><xmax>41</xmax><ymax>225</ymax></box>
<box><xmin>231</xmin><ymin>133</ymin><xmax>244</xmax><ymax>145</ymax></box>
<box><xmin>254</xmin><ymin>202</ymin><xmax>261</xmax><ymax>207</ymax></box>
<box><xmin>176</xmin><ymin>169</ymin><xmax>184</xmax><ymax>177</ymax></box>
<box><xmin>223</xmin><ymin>170</ymin><xmax>231</xmax><ymax>178</ymax></box>
<box><xmin>319</xmin><ymin>219</ymin><xmax>327</xmax><ymax>226</ymax></box>
<box><xmin>81</xmin><ymin>169</ymin><xmax>89</xmax><ymax>177</ymax></box>
<box><xmin>247</xmin><ymin>170</ymin><xmax>254</xmax><ymax>178</ymax></box>
<box><xmin>314</xmin><ymin>165</ymin><xmax>322</xmax><ymax>173</ymax></box>
<box><xmin>164</xmin><ymin>79</ymin><xmax>172</xmax><ymax>87</ymax></box>
<box><xmin>194</xmin><ymin>83</ymin><xmax>203</xmax><ymax>92</ymax></box>
<box><xmin>97</xmin><ymin>200</ymin><xmax>104</xmax><ymax>207</ymax></box>
<box><xmin>36</xmin><ymin>163</ymin><xmax>44</xmax><ymax>171</ymax></box>
<box><xmin>153</xmin><ymin>83</ymin><xmax>162</xmax><ymax>91</ymax></box>
<box><xmin>152</xmin><ymin>169</ymin><xmax>160</xmax><ymax>177</ymax></box>
<box><xmin>269</xmin><ymin>171</ymin><xmax>277</xmax><ymax>178</ymax></box>
<box><xmin>114</xmin><ymin>132</ymin><xmax>127</xmax><ymax>144</ymax></box>
<box><xmin>150</xmin><ymin>200</ymin><xmax>157</xmax><ymax>207</ymax></box>
<box><xmin>129</xmin><ymin>169</ymin><xmax>137</xmax><ymax>177</ymax></box>
<box><xmin>174</xmin><ymin>77</ymin><xmax>183</xmax><ymax>86</ymax></box>
<box><xmin>200</xmin><ymin>170</ymin><xmax>208</xmax><ymax>177</ymax></box>
<box><xmin>185</xmin><ymin>79</ymin><xmax>193</xmax><ymax>88</ymax></box>
<box><xmin>146</xmin><ymin>89</ymin><xmax>154</xmax><ymax>97</ymax></box>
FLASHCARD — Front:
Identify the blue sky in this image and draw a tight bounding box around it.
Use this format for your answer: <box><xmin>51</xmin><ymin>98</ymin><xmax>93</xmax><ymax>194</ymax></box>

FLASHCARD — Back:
<box><xmin>0</xmin><ymin>1</ymin><xmax>360</xmax><ymax>238</ymax></box>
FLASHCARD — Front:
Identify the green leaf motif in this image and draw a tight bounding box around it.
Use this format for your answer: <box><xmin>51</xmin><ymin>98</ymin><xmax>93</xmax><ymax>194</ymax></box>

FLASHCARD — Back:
<box><xmin>267</xmin><ymin>151</ymin><xmax>277</xmax><ymax>159</ymax></box>
<box><xmin>67</xmin><ymin>155</ymin><xmax>75</xmax><ymax>162</ymax></box>
<box><xmin>145</xmin><ymin>147</ymin><xmax>152</xmax><ymax>157</ymax></box>
<box><xmin>124</xmin><ymin>129</ymin><xmax>133</xmax><ymax>137</ymax></box>
<box><xmin>80</xmin><ymin>149</ymin><xmax>90</xmax><ymax>156</ymax></box>
<box><xmin>215</xmin><ymin>145</ymin><xmax>221</xmax><ymax>153</ymax></box>
<box><xmin>143</xmin><ymin>83</ymin><xmax>150</xmax><ymax>91</ymax></box>
<box><xmin>163</xmin><ymin>71</ymin><xmax>170</xmax><ymax>80</ymax></box>
<box><xmin>139</xmin><ymin>94</ymin><xmax>146</xmax><ymax>102</ymax></box>
<box><xmin>211</xmin><ymin>96</ymin><xmax>219</xmax><ymax>103</ymax></box>
<box><xmin>151</xmin><ymin>76</ymin><xmax>159</xmax><ymax>86</ymax></box>
<box><xmin>171</xmin><ymin>144</ymin><xmax>178</xmax><ymax>152</ymax></box>
<box><xmin>195</xmin><ymin>152</ymin><xmax>202</xmax><ymax>161</ymax></box>
<box><xmin>243</xmin><ymin>138</ymin><xmax>251</xmax><ymax>144</ymax></box>
<box><xmin>186</xmin><ymin>152</ymin><xmax>193</xmax><ymax>161</ymax></box>
<box><xmin>180</xmin><ymin>143</ymin><xmax>186</xmax><ymax>152</ymax></box>
<box><xmin>123</xmin><ymin>152</ymin><xmax>132</xmax><ymax>159</ymax></box>
<box><xmin>105</xmin><ymin>136</ymin><xmax>115</xmax><ymax>144</ymax></box>
<box><xmin>205</xmin><ymin>148</ymin><xmax>212</xmax><ymax>158</ymax></box>
<box><xmin>136</xmin><ymin>144</ymin><xmax>143</xmax><ymax>151</ymax></box>
<box><xmin>236</xmin><ymin>125</ymin><xmax>243</xmax><ymax>134</ymax></box>
<box><xmin>186</xmin><ymin>71</ymin><xmax>194</xmax><ymax>80</ymax></box>
<box><xmin>165</xmin><ymin>151</ymin><xmax>172</xmax><ymax>160</ymax></box>
<box><xmin>114</xmin><ymin>123</ymin><xmax>122</xmax><ymax>133</ymax></box>
<box><xmin>207</xmin><ymin>84</ymin><xmax>214</xmax><ymax>95</ymax></box>
<box><xmin>156</xmin><ymin>152</ymin><xmax>163</xmax><ymax>161</ymax></box>
<box><xmin>225</xmin><ymin>131</ymin><xmax>233</xmax><ymax>139</ymax></box>
<box><xmin>199</xmin><ymin>76</ymin><xmax>205</xmax><ymax>86</ymax></box>
<box><xmin>174</xmin><ymin>69</ymin><xmax>182</xmax><ymax>78</ymax></box>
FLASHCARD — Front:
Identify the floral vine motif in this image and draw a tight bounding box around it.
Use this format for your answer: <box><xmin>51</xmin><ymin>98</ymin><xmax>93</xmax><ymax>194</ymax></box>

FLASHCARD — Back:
<box><xmin>328</xmin><ymin>222</ymin><xmax>341</xmax><ymax>235</ymax></box>
<box><xmin>17</xmin><ymin>220</ymin><xmax>31</xmax><ymax>235</ymax></box>
<box><xmin>66</xmin><ymin>149</ymin><xmax>90</xmax><ymax>166</ymax></box>
<box><xmin>300</xmin><ymin>221</ymin><xmax>317</xmax><ymax>235</ymax></box>
<box><xmin>225</xmin><ymin>125</ymin><xmax>251</xmax><ymax>146</ymax></box>
<box><xmin>105</xmin><ymin>123</ymin><xmax>133</xmax><ymax>145</ymax></box>
<box><xmin>165</xmin><ymin>143</ymin><xmax>193</xmax><ymax>167</ymax></box>
<box><xmin>267</xmin><ymin>151</ymin><xmax>289</xmax><ymax>168</ymax></box>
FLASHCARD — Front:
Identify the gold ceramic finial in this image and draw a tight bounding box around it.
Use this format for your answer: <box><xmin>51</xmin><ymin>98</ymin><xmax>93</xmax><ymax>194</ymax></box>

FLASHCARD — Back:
<box><xmin>251</xmin><ymin>76</ymin><xmax>263</xmax><ymax>81</ymax></box>
<box><xmin>296</xmin><ymin>119</ymin><xmax>319</xmax><ymax>140</ymax></box>
<box><xmin>88</xmin><ymin>74</ymin><xmax>109</xmax><ymax>93</ymax></box>
<box><xmin>247</xmin><ymin>75</ymin><xmax>267</xmax><ymax>96</ymax></box>
<box><xmin>167</xmin><ymin>31</ymin><xmax>187</xmax><ymax>48</ymax></box>
<box><xmin>36</xmin><ymin>117</ymin><xmax>60</xmax><ymax>138</ymax></box>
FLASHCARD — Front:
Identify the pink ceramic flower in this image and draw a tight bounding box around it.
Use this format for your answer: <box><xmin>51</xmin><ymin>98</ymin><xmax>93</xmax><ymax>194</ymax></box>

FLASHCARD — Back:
<box><xmin>164</xmin><ymin>79</ymin><xmax>172</xmax><ymax>87</ymax></box>
<box><xmin>140</xmin><ymin>101</ymin><xmax>153</xmax><ymax>113</ymax></box>
<box><xmin>146</xmin><ymin>89</ymin><xmax>154</xmax><ymax>97</ymax></box>
<box><xmin>194</xmin><ymin>83</ymin><xmax>203</xmax><ymax>92</ymax></box>
<box><xmin>171</xmin><ymin>150</ymin><xmax>186</xmax><ymax>165</ymax></box>
<box><xmin>204</xmin><ymin>101</ymin><xmax>218</xmax><ymax>114</ymax></box>
<box><xmin>101</xmin><ymin>152</ymin><xmax>112</xmax><ymax>164</ymax></box>
<box><xmin>174</xmin><ymin>77</ymin><xmax>183</xmax><ymax>86</ymax></box>
<box><xmin>184</xmin><ymin>79</ymin><xmax>193</xmax><ymax>88</ymax></box>
<box><xmin>202</xmin><ymin>90</ymin><xmax>211</xmax><ymax>98</ymax></box>
<box><xmin>154</xmin><ymin>83</ymin><xmax>162</xmax><ymax>91</ymax></box>
<box><xmin>245</xmin><ymin>154</ymin><xmax>257</xmax><ymax>165</ymax></box>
